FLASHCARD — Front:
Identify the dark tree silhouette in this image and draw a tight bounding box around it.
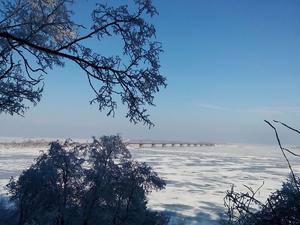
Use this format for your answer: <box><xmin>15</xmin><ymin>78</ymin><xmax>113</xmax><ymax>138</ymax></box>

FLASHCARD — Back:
<box><xmin>4</xmin><ymin>136</ymin><xmax>169</xmax><ymax>225</ymax></box>
<box><xmin>0</xmin><ymin>0</ymin><xmax>166</xmax><ymax>126</ymax></box>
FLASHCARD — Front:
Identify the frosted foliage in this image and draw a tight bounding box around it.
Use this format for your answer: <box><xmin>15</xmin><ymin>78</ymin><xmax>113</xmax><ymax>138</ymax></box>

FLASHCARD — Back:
<box><xmin>0</xmin><ymin>0</ymin><xmax>165</xmax><ymax>126</ymax></box>
<box><xmin>2</xmin><ymin>136</ymin><xmax>169</xmax><ymax>225</ymax></box>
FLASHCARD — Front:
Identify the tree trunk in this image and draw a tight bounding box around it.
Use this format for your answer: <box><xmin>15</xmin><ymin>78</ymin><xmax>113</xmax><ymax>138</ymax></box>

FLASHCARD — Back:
<box><xmin>17</xmin><ymin>204</ymin><xmax>24</xmax><ymax>225</ymax></box>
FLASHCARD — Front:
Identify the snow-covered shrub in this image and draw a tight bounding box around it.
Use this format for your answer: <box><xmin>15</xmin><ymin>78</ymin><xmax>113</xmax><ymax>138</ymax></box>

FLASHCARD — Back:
<box><xmin>221</xmin><ymin>175</ymin><xmax>300</xmax><ymax>225</ymax></box>
<box><xmin>1</xmin><ymin>136</ymin><xmax>169</xmax><ymax>225</ymax></box>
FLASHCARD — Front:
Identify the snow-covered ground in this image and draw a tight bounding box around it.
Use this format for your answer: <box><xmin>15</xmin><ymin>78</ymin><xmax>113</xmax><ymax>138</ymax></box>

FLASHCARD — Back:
<box><xmin>1</xmin><ymin>140</ymin><xmax>300</xmax><ymax>225</ymax></box>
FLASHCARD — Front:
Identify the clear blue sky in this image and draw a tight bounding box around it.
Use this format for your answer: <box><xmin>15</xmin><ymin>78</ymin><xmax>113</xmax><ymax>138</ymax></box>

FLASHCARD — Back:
<box><xmin>1</xmin><ymin>0</ymin><xmax>300</xmax><ymax>144</ymax></box>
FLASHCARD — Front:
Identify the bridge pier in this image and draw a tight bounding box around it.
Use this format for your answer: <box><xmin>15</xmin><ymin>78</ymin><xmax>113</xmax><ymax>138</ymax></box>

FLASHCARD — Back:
<box><xmin>127</xmin><ymin>141</ymin><xmax>214</xmax><ymax>148</ymax></box>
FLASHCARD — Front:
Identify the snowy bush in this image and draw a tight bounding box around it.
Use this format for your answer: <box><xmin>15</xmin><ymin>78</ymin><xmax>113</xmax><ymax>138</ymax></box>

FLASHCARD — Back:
<box><xmin>1</xmin><ymin>136</ymin><xmax>169</xmax><ymax>225</ymax></box>
<box><xmin>221</xmin><ymin>175</ymin><xmax>300</xmax><ymax>225</ymax></box>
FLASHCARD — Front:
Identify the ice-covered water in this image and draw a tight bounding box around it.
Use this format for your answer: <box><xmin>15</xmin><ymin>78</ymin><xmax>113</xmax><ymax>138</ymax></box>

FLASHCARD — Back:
<box><xmin>1</xmin><ymin>141</ymin><xmax>300</xmax><ymax>225</ymax></box>
<box><xmin>130</xmin><ymin>145</ymin><xmax>300</xmax><ymax>224</ymax></box>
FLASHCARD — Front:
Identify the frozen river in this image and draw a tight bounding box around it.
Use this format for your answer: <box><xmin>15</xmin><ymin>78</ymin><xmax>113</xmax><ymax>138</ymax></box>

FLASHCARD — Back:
<box><xmin>1</xmin><ymin>140</ymin><xmax>300</xmax><ymax>224</ymax></box>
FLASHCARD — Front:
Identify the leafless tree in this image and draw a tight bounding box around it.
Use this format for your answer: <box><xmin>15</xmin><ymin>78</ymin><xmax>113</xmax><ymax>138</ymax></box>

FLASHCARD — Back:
<box><xmin>0</xmin><ymin>0</ymin><xmax>166</xmax><ymax>126</ymax></box>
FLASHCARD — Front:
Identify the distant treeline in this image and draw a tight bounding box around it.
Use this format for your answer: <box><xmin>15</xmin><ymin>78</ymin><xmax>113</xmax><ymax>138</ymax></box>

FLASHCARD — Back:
<box><xmin>0</xmin><ymin>140</ymin><xmax>51</xmax><ymax>148</ymax></box>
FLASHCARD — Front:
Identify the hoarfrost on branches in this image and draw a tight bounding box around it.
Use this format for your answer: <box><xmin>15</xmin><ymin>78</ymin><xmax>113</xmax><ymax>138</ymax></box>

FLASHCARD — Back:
<box><xmin>0</xmin><ymin>0</ymin><xmax>165</xmax><ymax>126</ymax></box>
<box><xmin>4</xmin><ymin>136</ymin><xmax>168</xmax><ymax>225</ymax></box>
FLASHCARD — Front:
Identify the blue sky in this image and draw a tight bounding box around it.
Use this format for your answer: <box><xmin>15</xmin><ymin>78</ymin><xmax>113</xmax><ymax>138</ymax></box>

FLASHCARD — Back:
<box><xmin>1</xmin><ymin>0</ymin><xmax>300</xmax><ymax>144</ymax></box>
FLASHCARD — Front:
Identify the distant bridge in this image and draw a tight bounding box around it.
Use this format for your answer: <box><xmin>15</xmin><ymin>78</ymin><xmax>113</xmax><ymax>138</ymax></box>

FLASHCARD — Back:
<box><xmin>0</xmin><ymin>139</ymin><xmax>215</xmax><ymax>149</ymax></box>
<box><xmin>126</xmin><ymin>141</ymin><xmax>215</xmax><ymax>148</ymax></box>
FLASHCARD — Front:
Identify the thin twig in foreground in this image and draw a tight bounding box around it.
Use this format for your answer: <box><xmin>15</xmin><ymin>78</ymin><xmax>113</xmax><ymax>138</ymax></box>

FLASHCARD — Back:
<box><xmin>264</xmin><ymin>120</ymin><xmax>299</xmax><ymax>192</ymax></box>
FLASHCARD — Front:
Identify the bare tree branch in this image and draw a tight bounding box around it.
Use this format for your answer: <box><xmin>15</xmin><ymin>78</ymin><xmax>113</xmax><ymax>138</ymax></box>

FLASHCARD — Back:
<box><xmin>273</xmin><ymin>120</ymin><xmax>300</xmax><ymax>135</ymax></box>
<box><xmin>264</xmin><ymin>120</ymin><xmax>299</xmax><ymax>191</ymax></box>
